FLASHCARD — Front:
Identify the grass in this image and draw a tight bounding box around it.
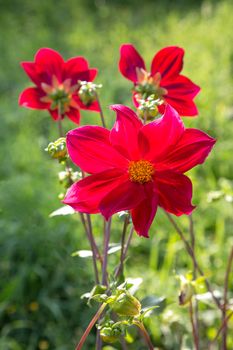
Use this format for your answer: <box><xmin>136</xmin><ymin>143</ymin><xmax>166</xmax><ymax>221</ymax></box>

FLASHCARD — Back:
<box><xmin>0</xmin><ymin>0</ymin><xmax>233</xmax><ymax>349</ymax></box>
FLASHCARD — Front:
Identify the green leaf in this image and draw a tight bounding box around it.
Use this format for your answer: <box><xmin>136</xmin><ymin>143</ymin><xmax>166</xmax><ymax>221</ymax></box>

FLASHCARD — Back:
<box><xmin>72</xmin><ymin>245</ymin><xmax>121</xmax><ymax>258</ymax></box>
<box><xmin>141</xmin><ymin>295</ymin><xmax>166</xmax><ymax>315</ymax></box>
<box><xmin>141</xmin><ymin>305</ymin><xmax>159</xmax><ymax>319</ymax></box>
<box><xmin>108</xmin><ymin>244</ymin><xmax>122</xmax><ymax>255</ymax></box>
<box><xmin>71</xmin><ymin>250</ymin><xmax>93</xmax><ymax>258</ymax></box>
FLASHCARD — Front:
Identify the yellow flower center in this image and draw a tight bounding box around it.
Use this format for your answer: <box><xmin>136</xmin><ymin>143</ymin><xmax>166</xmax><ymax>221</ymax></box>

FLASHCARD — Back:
<box><xmin>128</xmin><ymin>160</ymin><xmax>154</xmax><ymax>184</ymax></box>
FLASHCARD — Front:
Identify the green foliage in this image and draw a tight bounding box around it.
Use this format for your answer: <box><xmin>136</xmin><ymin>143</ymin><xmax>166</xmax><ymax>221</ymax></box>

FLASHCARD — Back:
<box><xmin>0</xmin><ymin>0</ymin><xmax>233</xmax><ymax>349</ymax></box>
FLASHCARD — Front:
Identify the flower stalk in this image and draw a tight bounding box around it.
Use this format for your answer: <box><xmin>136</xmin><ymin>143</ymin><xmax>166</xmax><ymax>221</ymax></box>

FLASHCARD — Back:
<box><xmin>95</xmin><ymin>91</ymin><xmax>106</xmax><ymax>128</ymax></box>
<box><xmin>189</xmin><ymin>300</ymin><xmax>199</xmax><ymax>350</ymax></box>
<box><xmin>133</xmin><ymin>320</ymin><xmax>154</xmax><ymax>350</ymax></box>
<box><xmin>114</xmin><ymin>215</ymin><xmax>129</xmax><ymax>278</ymax></box>
<box><xmin>165</xmin><ymin>211</ymin><xmax>222</xmax><ymax>311</ymax></box>
<box><xmin>102</xmin><ymin>218</ymin><xmax>112</xmax><ymax>286</ymax></box>
<box><xmin>75</xmin><ymin>303</ymin><xmax>107</xmax><ymax>350</ymax></box>
<box><xmin>222</xmin><ymin>245</ymin><xmax>233</xmax><ymax>350</ymax></box>
<box><xmin>189</xmin><ymin>214</ymin><xmax>199</xmax><ymax>349</ymax></box>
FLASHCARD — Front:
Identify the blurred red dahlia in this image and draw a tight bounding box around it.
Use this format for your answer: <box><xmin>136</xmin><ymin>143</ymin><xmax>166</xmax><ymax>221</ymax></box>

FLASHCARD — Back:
<box><xmin>119</xmin><ymin>44</ymin><xmax>200</xmax><ymax>117</ymax></box>
<box><xmin>63</xmin><ymin>104</ymin><xmax>215</xmax><ymax>237</ymax></box>
<box><xmin>19</xmin><ymin>48</ymin><xmax>99</xmax><ymax>124</ymax></box>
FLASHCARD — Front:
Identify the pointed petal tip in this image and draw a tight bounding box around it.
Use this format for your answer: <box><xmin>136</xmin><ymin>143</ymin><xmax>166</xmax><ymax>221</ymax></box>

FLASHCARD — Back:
<box><xmin>136</xmin><ymin>230</ymin><xmax>150</xmax><ymax>238</ymax></box>
<box><xmin>109</xmin><ymin>104</ymin><xmax>124</xmax><ymax>111</ymax></box>
<box><xmin>120</xmin><ymin>43</ymin><xmax>136</xmax><ymax>52</ymax></box>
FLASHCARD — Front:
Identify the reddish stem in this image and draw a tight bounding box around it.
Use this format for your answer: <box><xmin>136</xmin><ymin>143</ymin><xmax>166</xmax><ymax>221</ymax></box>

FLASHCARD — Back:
<box><xmin>222</xmin><ymin>246</ymin><xmax>233</xmax><ymax>349</ymax></box>
<box><xmin>75</xmin><ymin>303</ymin><xmax>106</xmax><ymax>350</ymax></box>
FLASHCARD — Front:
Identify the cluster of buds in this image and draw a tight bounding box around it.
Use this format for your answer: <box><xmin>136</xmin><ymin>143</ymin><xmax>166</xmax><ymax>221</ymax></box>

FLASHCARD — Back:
<box><xmin>78</xmin><ymin>81</ymin><xmax>102</xmax><ymax>106</ymax></box>
<box><xmin>99</xmin><ymin>321</ymin><xmax>125</xmax><ymax>343</ymax></box>
<box><xmin>58</xmin><ymin>169</ymin><xmax>81</xmax><ymax>200</ymax></box>
<box><xmin>85</xmin><ymin>283</ymin><xmax>143</xmax><ymax>344</ymax></box>
<box><xmin>58</xmin><ymin>168</ymin><xmax>81</xmax><ymax>188</ymax></box>
<box><xmin>45</xmin><ymin>137</ymin><xmax>67</xmax><ymax>162</ymax></box>
<box><xmin>137</xmin><ymin>94</ymin><xmax>163</xmax><ymax>121</ymax></box>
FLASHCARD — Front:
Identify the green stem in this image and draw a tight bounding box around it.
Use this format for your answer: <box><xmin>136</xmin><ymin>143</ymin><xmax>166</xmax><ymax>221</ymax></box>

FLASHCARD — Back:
<box><xmin>75</xmin><ymin>303</ymin><xmax>107</xmax><ymax>350</ymax></box>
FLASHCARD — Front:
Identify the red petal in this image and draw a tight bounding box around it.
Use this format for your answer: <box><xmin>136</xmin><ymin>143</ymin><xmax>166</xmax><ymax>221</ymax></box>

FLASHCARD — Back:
<box><xmin>151</xmin><ymin>46</ymin><xmax>184</xmax><ymax>80</ymax></box>
<box><xmin>35</xmin><ymin>48</ymin><xmax>64</xmax><ymax>82</ymax></box>
<box><xmin>65</xmin><ymin>57</ymin><xmax>97</xmax><ymax>82</ymax></box>
<box><xmin>162</xmin><ymin>75</ymin><xmax>200</xmax><ymax>98</ymax></box>
<box><xmin>155</xmin><ymin>170</ymin><xmax>195</xmax><ymax>216</ymax></box>
<box><xmin>63</xmin><ymin>169</ymin><xmax>126</xmax><ymax>213</ymax></box>
<box><xmin>131</xmin><ymin>182</ymin><xmax>158</xmax><ymax>238</ymax></box>
<box><xmin>132</xmin><ymin>91</ymin><xmax>140</xmax><ymax>108</ymax></box>
<box><xmin>66</xmin><ymin>108</ymin><xmax>81</xmax><ymax>124</ymax></box>
<box><xmin>110</xmin><ymin>104</ymin><xmax>143</xmax><ymax>160</ymax></box>
<box><xmin>67</xmin><ymin>126</ymin><xmax>129</xmax><ymax>174</ymax></box>
<box><xmin>139</xmin><ymin>104</ymin><xmax>184</xmax><ymax>162</ymax></box>
<box><xmin>19</xmin><ymin>87</ymin><xmax>49</xmax><ymax>109</ymax></box>
<box><xmin>99</xmin><ymin>179</ymin><xmax>146</xmax><ymax>220</ymax></box>
<box><xmin>21</xmin><ymin>62</ymin><xmax>40</xmax><ymax>85</ymax></box>
<box><xmin>68</xmin><ymin>69</ymin><xmax>98</xmax><ymax>84</ymax></box>
<box><xmin>74</xmin><ymin>95</ymin><xmax>100</xmax><ymax>112</ymax></box>
<box><xmin>164</xmin><ymin>96</ymin><xmax>199</xmax><ymax>116</ymax></box>
<box><xmin>158</xmin><ymin>128</ymin><xmax>216</xmax><ymax>173</ymax></box>
<box><xmin>88</xmin><ymin>68</ymin><xmax>98</xmax><ymax>81</ymax></box>
<box><xmin>65</xmin><ymin>57</ymin><xmax>89</xmax><ymax>74</ymax></box>
<box><xmin>161</xmin><ymin>75</ymin><xmax>200</xmax><ymax>116</ymax></box>
<box><xmin>119</xmin><ymin>44</ymin><xmax>146</xmax><ymax>83</ymax></box>
<box><xmin>49</xmin><ymin>109</ymin><xmax>59</xmax><ymax>120</ymax></box>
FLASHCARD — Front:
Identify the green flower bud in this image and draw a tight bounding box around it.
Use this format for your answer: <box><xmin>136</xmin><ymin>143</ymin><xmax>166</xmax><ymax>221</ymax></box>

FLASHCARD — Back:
<box><xmin>45</xmin><ymin>137</ymin><xmax>67</xmax><ymax>161</ymax></box>
<box><xmin>78</xmin><ymin>81</ymin><xmax>102</xmax><ymax>106</ymax></box>
<box><xmin>110</xmin><ymin>291</ymin><xmax>141</xmax><ymax>317</ymax></box>
<box><xmin>100</xmin><ymin>325</ymin><xmax>122</xmax><ymax>344</ymax></box>
<box><xmin>178</xmin><ymin>276</ymin><xmax>196</xmax><ymax>306</ymax></box>
<box><xmin>137</xmin><ymin>95</ymin><xmax>163</xmax><ymax>121</ymax></box>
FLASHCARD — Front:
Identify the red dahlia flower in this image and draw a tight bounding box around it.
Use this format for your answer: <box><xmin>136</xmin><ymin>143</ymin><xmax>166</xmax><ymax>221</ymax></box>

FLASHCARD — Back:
<box><xmin>19</xmin><ymin>48</ymin><xmax>99</xmax><ymax>124</ymax></box>
<box><xmin>63</xmin><ymin>104</ymin><xmax>215</xmax><ymax>237</ymax></box>
<box><xmin>119</xmin><ymin>44</ymin><xmax>200</xmax><ymax>117</ymax></box>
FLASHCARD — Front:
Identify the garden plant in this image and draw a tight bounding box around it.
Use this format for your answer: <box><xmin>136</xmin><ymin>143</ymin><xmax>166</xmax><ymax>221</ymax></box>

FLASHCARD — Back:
<box><xmin>17</xmin><ymin>42</ymin><xmax>232</xmax><ymax>350</ymax></box>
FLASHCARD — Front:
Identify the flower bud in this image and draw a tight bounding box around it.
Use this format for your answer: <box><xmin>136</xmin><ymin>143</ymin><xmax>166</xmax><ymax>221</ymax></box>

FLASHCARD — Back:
<box><xmin>110</xmin><ymin>291</ymin><xmax>141</xmax><ymax>317</ymax></box>
<box><xmin>78</xmin><ymin>81</ymin><xmax>102</xmax><ymax>106</ymax></box>
<box><xmin>137</xmin><ymin>94</ymin><xmax>163</xmax><ymax>121</ymax></box>
<box><xmin>45</xmin><ymin>137</ymin><xmax>67</xmax><ymax>161</ymax></box>
<box><xmin>58</xmin><ymin>169</ymin><xmax>81</xmax><ymax>188</ymax></box>
<box><xmin>100</xmin><ymin>324</ymin><xmax>122</xmax><ymax>344</ymax></box>
<box><xmin>178</xmin><ymin>277</ymin><xmax>195</xmax><ymax>306</ymax></box>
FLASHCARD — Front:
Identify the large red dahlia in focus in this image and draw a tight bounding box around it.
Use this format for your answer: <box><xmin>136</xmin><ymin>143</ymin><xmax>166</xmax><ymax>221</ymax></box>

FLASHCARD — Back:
<box><xmin>19</xmin><ymin>48</ymin><xmax>99</xmax><ymax>124</ymax></box>
<box><xmin>119</xmin><ymin>44</ymin><xmax>200</xmax><ymax>117</ymax></box>
<box><xmin>63</xmin><ymin>104</ymin><xmax>215</xmax><ymax>238</ymax></box>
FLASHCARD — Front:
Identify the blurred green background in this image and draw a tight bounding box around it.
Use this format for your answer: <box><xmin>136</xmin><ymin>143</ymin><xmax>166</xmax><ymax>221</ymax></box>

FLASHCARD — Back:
<box><xmin>0</xmin><ymin>0</ymin><xmax>233</xmax><ymax>349</ymax></box>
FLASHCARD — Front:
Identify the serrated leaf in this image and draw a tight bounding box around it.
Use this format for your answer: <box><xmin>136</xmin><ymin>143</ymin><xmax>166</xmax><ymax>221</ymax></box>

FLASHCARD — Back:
<box><xmin>49</xmin><ymin>205</ymin><xmax>75</xmax><ymax>217</ymax></box>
